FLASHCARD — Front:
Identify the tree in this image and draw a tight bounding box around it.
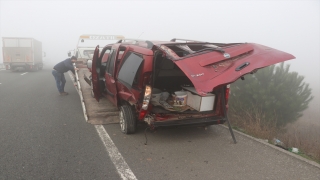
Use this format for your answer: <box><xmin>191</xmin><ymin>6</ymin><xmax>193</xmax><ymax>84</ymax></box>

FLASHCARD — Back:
<box><xmin>229</xmin><ymin>63</ymin><xmax>313</xmax><ymax>128</ymax></box>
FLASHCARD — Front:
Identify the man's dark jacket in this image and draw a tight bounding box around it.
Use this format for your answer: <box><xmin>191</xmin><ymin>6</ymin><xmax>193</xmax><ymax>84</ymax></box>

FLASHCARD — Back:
<box><xmin>53</xmin><ymin>58</ymin><xmax>75</xmax><ymax>74</ymax></box>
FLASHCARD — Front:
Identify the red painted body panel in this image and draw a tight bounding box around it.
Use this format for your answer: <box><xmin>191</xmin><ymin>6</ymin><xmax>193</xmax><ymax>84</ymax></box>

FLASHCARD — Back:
<box><xmin>104</xmin><ymin>44</ymin><xmax>120</xmax><ymax>106</ymax></box>
<box><xmin>172</xmin><ymin>43</ymin><xmax>295</xmax><ymax>95</ymax></box>
<box><xmin>198</xmin><ymin>43</ymin><xmax>254</xmax><ymax>67</ymax></box>
<box><xmin>91</xmin><ymin>46</ymin><xmax>101</xmax><ymax>101</ymax></box>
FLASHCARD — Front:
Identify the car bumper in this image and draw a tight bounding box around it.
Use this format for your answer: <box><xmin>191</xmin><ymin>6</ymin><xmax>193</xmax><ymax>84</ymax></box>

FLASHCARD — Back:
<box><xmin>151</xmin><ymin>116</ymin><xmax>226</xmax><ymax>127</ymax></box>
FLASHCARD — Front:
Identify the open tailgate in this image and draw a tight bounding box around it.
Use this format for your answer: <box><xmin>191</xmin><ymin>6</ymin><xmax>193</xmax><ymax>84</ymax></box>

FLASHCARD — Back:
<box><xmin>157</xmin><ymin>43</ymin><xmax>295</xmax><ymax>95</ymax></box>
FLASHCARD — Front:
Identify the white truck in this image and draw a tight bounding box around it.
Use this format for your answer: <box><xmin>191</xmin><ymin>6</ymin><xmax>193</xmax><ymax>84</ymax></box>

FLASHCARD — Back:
<box><xmin>68</xmin><ymin>34</ymin><xmax>125</xmax><ymax>67</ymax></box>
<box><xmin>2</xmin><ymin>37</ymin><xmax>45</xmax><ymax>71</ymax></box>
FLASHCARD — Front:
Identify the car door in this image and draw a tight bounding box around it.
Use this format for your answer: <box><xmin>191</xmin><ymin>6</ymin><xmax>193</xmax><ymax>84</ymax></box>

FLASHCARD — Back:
<box><xmin>156</xmin><ymin>43</ymin><xmax>295</xmax><ymax>95</ymax></box>
<box><xmin>104</xmin><ymin>44</ymin><xmax>120</xmax><ymax>106</ymax></box>
<box><xmin>91</xmin><ymin>45</ymin><xmax>101</xmax><ymax>101</ymax></box>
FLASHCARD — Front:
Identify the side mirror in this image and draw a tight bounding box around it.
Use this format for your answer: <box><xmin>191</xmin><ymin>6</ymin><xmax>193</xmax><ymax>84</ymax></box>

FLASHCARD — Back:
<box><xmin>87</xmin><ymin>60</ymin><xmax>92</xmax><ymax>69</ymax></box>
<box><xmin>68</xmin><ymin>52</ymin><xmax>71</xmax><ymax>57</ymax></box>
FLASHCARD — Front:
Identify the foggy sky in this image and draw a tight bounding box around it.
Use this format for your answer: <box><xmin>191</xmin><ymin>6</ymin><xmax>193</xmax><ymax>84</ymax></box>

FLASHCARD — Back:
<box><xmin>1</xmin><ymin>0</ymin><xmax>319</xmax><ymax>101</ymax></box>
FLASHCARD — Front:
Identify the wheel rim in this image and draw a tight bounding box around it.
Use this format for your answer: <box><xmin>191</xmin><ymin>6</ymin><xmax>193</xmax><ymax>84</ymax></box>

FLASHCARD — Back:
<box><xmin>119</xmin><ymin>110</ymin><xmax>125</xmax><ymax>131</ymax></box>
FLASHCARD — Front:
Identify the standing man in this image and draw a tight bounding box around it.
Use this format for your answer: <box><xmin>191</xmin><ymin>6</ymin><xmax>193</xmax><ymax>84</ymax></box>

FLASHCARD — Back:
<box><xmin>52</xmin><ymin>56</ymin><xmax>79</xmax><ymax>96</ymax></box>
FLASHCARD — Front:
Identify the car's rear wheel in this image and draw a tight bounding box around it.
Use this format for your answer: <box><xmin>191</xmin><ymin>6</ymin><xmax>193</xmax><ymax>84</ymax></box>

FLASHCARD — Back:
<box><xmin>119</xmin><ymin>105</ymin><xmax>137</xmax><ymax>134</ymax></box>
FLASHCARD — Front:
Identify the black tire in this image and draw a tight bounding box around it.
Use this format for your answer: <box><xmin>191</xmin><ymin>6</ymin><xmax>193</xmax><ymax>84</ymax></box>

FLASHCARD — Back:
<box><xmin>119</xmin><ymin>105</ymin><xmax>137</xmax><ymax>134</ymax></box>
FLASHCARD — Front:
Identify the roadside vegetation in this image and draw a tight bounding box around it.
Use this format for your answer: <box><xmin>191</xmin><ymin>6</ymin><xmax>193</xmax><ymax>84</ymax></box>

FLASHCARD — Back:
<box><xmin>228</xmin><ymin>63</ymin><xmax>319</xmax><ymax>163</ymax></box>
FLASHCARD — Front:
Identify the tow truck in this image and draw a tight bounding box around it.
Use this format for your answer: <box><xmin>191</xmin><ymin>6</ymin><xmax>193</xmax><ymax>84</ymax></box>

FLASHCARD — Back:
<box><xmin>71</xmin><ymin>35</ymin><xmax>125</xmax><ymax>125</ymax></box>
<box><xmin>68</xmin><ymin>34</ymin><xmax>125</xmax><ymax>67</ymax></box>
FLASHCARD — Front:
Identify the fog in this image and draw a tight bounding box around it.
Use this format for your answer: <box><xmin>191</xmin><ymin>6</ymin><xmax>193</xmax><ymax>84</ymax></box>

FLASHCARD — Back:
<box><xmin>1</xmin><ymin>0</ymin><xmax>319</xmax><ymax>111</ymax></box>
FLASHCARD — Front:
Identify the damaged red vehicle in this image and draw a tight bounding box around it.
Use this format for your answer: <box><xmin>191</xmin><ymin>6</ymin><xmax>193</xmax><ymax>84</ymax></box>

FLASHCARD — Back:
<box><xmin>89</xmin><ymin>38</ymin><xmax>294</xmax><ymax>142</ymax></box>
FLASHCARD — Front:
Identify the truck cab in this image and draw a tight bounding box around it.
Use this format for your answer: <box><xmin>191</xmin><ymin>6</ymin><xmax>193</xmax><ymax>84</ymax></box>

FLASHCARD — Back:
<box><xmin>68</xmin><ymin>34</ymin><xmax>125</xmax><ymax>68</ymax></box>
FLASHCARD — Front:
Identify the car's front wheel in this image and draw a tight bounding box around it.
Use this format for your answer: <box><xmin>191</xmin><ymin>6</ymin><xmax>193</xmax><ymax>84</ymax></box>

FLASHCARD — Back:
<box><xmin>119</xmin><ymin>105</ymin><xmax>137</xmax><ymax>134</ymax></box>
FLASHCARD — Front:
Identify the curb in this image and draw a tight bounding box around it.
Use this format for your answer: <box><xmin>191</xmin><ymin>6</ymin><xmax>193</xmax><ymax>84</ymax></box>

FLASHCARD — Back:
<box><xmin>219</xmin><ymin>124</ymin><xmax>320</xmax><ymax>169</ymax></box>
<box><xmin>68</xmin><ymin>71</ymin><xmax>89</xmax><ymax>122</ymax></box>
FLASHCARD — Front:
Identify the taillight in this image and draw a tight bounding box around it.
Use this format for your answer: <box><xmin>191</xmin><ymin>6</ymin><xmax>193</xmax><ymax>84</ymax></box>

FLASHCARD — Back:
<box><xmin>225</xmin><ymin>84</ymin><xmax>230</xmax><ymax>105</ymax></box>
<box><xmin>142</xmin><ymin>85</ymin><xmax>152</xmax><ymax>110</ymax></box>
<box><xmin>138</xmin><ymin>110</ymin><xmax>147</xmax><ymax>119</ymax></box>
<box><xmin>139</xmin><ymin>85</ymin><xmax>152</xmax><ymax>120</ymax></box>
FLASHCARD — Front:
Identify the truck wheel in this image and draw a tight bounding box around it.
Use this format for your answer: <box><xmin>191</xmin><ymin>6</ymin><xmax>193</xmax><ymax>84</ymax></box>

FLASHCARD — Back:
<box><xmin>119</xmin><ymin>105</ymin><xmax>137</xmax><ymax>134</ymax></box>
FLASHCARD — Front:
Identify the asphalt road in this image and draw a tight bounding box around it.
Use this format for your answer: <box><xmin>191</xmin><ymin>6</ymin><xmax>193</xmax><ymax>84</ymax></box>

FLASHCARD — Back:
<box><xmin>0</xmin><ymin>68</ymin><xmax>120</xmax><ymax>179</ymax></box>
<box><xmin>1</xmin><ymin>68</ymin><xmax>320</xmax><ymax>180</ymax></box>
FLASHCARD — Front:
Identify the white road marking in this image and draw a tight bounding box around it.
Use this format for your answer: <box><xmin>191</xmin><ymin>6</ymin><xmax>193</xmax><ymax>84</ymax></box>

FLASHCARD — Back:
<box><xmin>20</xmin><ymin>72</ymin><xmax>28</xmax><ymax>75</ymax></box>
<box><xmin>95</xmin><ymin>125</ymin><xmax>138</xmax><ymax>180</ymax></box>
<box><xmin>68</xmin><ymin>71</ymin><xmax>137</xmax><ymax>180</ymax></box>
